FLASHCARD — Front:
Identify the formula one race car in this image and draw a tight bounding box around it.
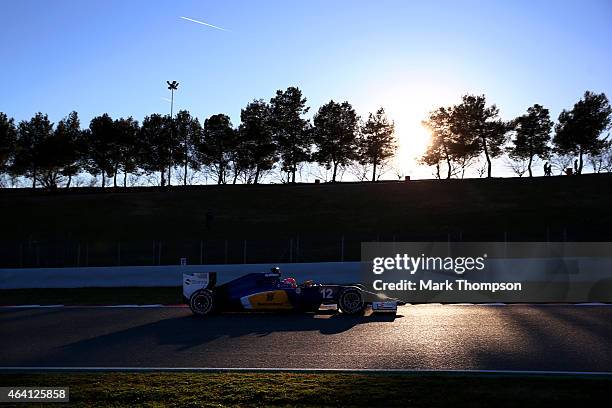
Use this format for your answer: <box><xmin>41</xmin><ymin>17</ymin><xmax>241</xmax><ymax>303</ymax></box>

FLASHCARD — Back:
<box><xmin>183</xmin><ymin>267</ymin><xmax>399</xmax><ymax>316</ymax></box>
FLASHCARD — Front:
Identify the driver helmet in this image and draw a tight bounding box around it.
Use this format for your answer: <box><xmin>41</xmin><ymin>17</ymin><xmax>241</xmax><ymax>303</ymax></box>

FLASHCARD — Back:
<box><xmin>270</xmin><ymin>267</ymin><xmax>281</xmax><ymax>275</ymax></box>
<box><xmin>281</xmin><ymin>277</ymin><xmax>297</xmax><ymax>288</ymax></box>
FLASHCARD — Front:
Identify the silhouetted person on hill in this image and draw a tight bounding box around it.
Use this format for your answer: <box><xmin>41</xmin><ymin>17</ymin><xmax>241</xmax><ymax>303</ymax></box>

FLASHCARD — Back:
<box><xmin>543</xmin><ymin>162</ymin><xmax>552</xmax><ymax>176</ymax></box>
<box><xmin>574</xmin><ymin>159</ymin><xmax>579</xmax><ymax>174</ymax></box>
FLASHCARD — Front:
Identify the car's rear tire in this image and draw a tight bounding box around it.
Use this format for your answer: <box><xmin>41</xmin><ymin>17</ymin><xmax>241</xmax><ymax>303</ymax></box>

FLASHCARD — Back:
<box><xmin>338</xmin><ymin>287</ymin><xmax>365</xmax><ymax>315</ymax></box>
<box><xmin>189</xmin><ymin>289</ymin><xmax>215</xmax><ymax>316</ymax></box>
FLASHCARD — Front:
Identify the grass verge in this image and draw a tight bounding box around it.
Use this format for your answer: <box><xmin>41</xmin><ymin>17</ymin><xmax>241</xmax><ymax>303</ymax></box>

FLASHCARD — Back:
<box><xmin>0</xmin><ymin>287</ymin><xmax>182</xmax><ymax>306</ymax></box>
<box><xmin>0</xmin><ymin>372</ymin><xmax>609</xmax><ymax>407</ymax></box>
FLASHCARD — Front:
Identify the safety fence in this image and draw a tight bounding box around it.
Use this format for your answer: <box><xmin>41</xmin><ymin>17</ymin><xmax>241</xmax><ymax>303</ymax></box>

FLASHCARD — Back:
<box><xmin>0</xmin><ymin>226</ymin><xmax>604</xmax><ymax>269</ymax></box>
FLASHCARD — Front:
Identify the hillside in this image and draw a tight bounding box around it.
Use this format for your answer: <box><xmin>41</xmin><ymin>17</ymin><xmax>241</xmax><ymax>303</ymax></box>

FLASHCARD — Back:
<box><xmin>1</xmin><ymin>174</ymin><xmax>611</xmax><ymax>267</ymax></box>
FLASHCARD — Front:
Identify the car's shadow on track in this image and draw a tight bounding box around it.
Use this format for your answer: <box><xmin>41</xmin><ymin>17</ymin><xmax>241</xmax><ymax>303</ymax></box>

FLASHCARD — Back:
<box><xmin>43</xmin><ymin>309</ymin><xmax>404</xmax><ymax>362</ymax></box>
<box><xmin>190</xmin><ymin>310</ymin><xmax>401</xmax><ymax>337</ymax></box>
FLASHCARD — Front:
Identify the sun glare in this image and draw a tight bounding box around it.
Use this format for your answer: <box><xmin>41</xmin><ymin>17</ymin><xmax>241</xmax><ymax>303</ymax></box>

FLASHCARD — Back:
<box><xmin>367</xmin><ymin>80</ymin><xmax>460</xmax><ymax>179</ymax></box>
<box><xmin>383</xmin><ymin>101</ymin><xmax>434</xmax><ymax>179</ymax></box>
<box><xmin>396</xmin><ymin>116</ymin><xmax>432</xmax><ymax>166</ymax></box>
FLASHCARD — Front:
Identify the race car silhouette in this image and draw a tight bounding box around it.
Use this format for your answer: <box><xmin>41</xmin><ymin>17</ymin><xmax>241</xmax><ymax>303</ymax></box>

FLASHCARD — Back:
<box><xmin>183</xmin><ymin>267</ymin><xmax>398</xmax><ymax>316</ymax></box>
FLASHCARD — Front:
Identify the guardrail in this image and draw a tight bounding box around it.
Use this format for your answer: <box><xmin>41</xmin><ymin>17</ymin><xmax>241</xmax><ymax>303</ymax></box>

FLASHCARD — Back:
<box><xmin>1</xmin><ymin>258</ymin><xmax>610</xmax><ymax>290</ymax></box>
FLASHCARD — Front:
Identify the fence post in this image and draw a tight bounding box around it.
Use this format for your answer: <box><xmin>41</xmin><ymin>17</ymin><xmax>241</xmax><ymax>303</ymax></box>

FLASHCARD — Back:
<box><xmin>159</xmin><ymin>241</ymin><xmax>162</xmax><ymax>265</ymax></box>
<box><xmin>243</xmin><ymin>240</ymin><xmax>247</xmax><ymax>264</ymax></box>
<box><xmin>504</xmin><ymin>231</ymin><xmax>508</xmax><ymax>257</ymax></box>
<box><xmin>224</xmin><ymin>240</ymin><xmax>228</xmax><ymax>264</ymax></box>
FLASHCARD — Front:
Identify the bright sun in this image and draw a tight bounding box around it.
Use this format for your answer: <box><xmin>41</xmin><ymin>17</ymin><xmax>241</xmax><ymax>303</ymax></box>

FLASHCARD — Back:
<box><xmin>384</xmin><ymin>103</ymin><xmax>433</xmax><ymax>178</ymax></box>
<box><xmin>359</xmin><ymin>78</ymin><xmax>459</xmax><ymax>179</ymax></box>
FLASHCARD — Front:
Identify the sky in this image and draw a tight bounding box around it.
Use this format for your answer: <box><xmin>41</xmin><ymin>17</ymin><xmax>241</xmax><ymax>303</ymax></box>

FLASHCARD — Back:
<box><xmin>1</xmin><ymin>0</ymin><xmax>611</xmax><ymax>180</ymax></box>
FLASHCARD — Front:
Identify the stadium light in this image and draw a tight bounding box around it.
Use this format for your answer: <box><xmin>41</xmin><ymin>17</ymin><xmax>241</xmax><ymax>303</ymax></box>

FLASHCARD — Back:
<box><xmin>166</xmin><ymin>81</ymin><xmax>179</xmax><ymax>186</ymax></box>
<box><xmin>166</xmin><ymin>80</ymin><xmax>179</xmax><ymax>118</ymax></box>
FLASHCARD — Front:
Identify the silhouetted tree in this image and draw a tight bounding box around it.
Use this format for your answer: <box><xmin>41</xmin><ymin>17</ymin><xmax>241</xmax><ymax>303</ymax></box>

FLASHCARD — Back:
<box><xmin>86</xmin><ymin>114</ymin><xmax>116</xmax><ymax>188</ymax></box>
<box><xmin>54</xmin><ymin>111</ymin><xmax>84</xmax><ymax>188</ymax></box>
<box><xmin>139</xmin><ymin>114</ymin><xmax>174</xmax><ymax>186</ymax></box>
<box><xmin>312</xmin><ymin>100</ymin><xmax>359</xmax><ymax>182</ymax></box>
<box><xmin>238</xmin><ymin>100</ymin><xmax>277</xmax><ymax>184</ymax></box>
<box><xmin>12</xmin><ymin>112</ymin><xmax>54</xmax><ymax>188</ymax></box>
<box><xmin>0</xmin><ymin>113</ymin><xmax>16</xmax><ymax>176</ymax></box>
<box><xmin>421</xmin><ymin>107</ymin><xmax>457</xmax><ymax>179</ymax></box>
<box><xmin>358</xmin><ymin>108</ymin><xmax>397</xmax><ymax>181</ymax></box>
<box><xmin>200</xmin><ymin>114</ymin><xmax>236</xmax><ymax>184</ymax></box>
<box><xmin>504</xmin><ymin>156</ymin><xmax>530</xmax><ymax>177</ymax></box>
<box><xmin>228</xmin><ymin>129</ymin><xmax>253</xmax><ymax>184</ymax></box>
<box><xmin>450</xmin><ymin>95</ymin><xmax>509</xmax><ymax>178</ymax></box>
<box><xmin>172</xmin><ymin>110</ymin><xmax>202</xmax><ymax>186</ymax></box>
<box><xmin>508</xmin><ymin>104</ymin><xmax>553</xmax><ymax>177</ymax></box>
<box><xmin>37</xmin><ymin>129</ymin><xmax>68</xmax><ymax>189</ymax></box>
<box><xmin>553</xmin><ymin>91</ymin><xmax>612</xmax><ymax>175</ymax></box>
<box><xmin>114</xmin><ymin>117</ymin><xmax>140</xmax><ymax>187</ymax></box>
<box><xmin>588</xmin><ymin>138</ymin><xmax>612</xmax><ymax>173</ymax></box>
<box><xmin>270</xmin><ymin>87</ymin><xmax>311</xmax><ymax>183</ymax></box>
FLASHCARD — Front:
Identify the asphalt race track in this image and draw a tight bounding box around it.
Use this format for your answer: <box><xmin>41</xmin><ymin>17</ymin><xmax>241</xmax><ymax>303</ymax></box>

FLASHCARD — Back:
<box><xmin>2</xmin><ymin>305</ymin><xmax>612</xmax><ymax>372</ymax></box>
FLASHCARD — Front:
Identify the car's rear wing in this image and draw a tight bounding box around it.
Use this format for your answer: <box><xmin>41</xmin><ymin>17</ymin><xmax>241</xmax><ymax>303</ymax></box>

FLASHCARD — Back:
<box><xmin>183</xmin><ymin>272</ymin><xmax>217</xmax><ymax>299</ymax></box>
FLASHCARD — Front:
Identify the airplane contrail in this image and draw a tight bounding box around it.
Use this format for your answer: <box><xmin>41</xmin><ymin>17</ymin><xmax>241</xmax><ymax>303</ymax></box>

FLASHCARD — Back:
<box><xmin>180</xmin><ymin>16</ymin><xmax>229</xmax><ymax>32</ymax></box>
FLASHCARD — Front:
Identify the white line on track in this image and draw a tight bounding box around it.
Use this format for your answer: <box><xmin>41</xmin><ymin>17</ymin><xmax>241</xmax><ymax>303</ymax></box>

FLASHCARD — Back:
<box><xmin>0</xmin><ymin>367</ymin><xmax>611</xmax><ymax>376</ymax></box>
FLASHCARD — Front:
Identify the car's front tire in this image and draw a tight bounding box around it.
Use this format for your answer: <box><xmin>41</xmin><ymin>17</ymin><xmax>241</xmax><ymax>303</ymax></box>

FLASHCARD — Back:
<box><xmin>338</xmin><ymin>287</ymin><xmax>365</xmax><ymax>315</ymax></box>
<box><xmin>189</xmin><ymin>289</ymin><xmax>215</xmax><ymax>316</ymax></box>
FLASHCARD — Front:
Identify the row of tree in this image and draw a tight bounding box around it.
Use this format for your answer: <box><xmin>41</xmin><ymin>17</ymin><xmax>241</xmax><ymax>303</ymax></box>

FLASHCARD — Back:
<box><xmin>0</xmin><ymin>87</ymin><xmax>397</xmax><ymax>188</ymax></box>
<box><xmin>421</xmin><ymin>91</ymin><xmax>612</xmax><ymax>178</ymax></box>
<box><xmin>1</xmin><ymin>88</ymin><xmax>610</xmax><ymax>188</ymax></box>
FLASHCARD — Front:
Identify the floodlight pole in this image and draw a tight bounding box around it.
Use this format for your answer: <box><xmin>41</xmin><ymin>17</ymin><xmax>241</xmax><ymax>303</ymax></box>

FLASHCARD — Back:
<box><xmin>170</xmin><ymin>88</ymin><xmax>174</xmax><ymax>117</ymax></box>
<box><xmin>166</xmin><ymin>81</ymin><xmax>179</xmax><ymax>187</ymax></box>
<box><xmin>167</xmin><ymin>80</ymin><xmax>179</xmax><ymax>117</ymax></box>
